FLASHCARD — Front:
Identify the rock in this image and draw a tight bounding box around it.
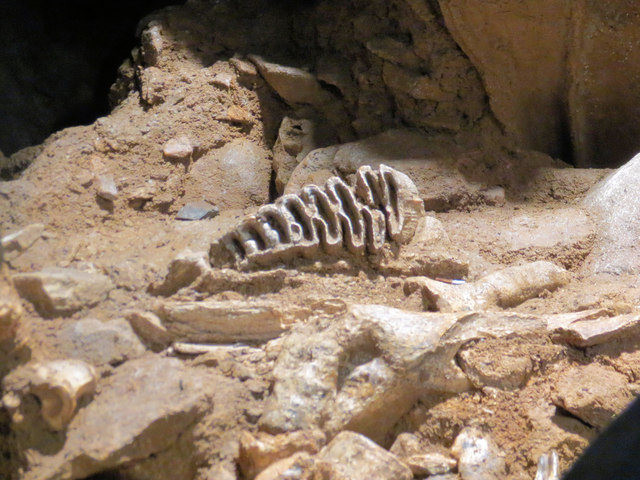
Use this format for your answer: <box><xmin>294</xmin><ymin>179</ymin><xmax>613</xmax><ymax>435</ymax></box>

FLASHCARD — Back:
<box><xmin>56</xmin><ymin>317</ymin><xmax>146</xmax><ymax>367</ymax></box>
<box><xmin>154</xmin><ymin>299</ymin><xmax>312</xmax><ymax>344</ymax></box>
<box><xmin>176</xmin><ymin>201</ymin><xmax>219</xmax><ymax>221</ymax></box>
<box><xmin>21</xmin><ymin>357</ymin><xmax>220</xmax><ymax>480</ymax></box>
<box><xmin>380</xmin><ymin>216</ymin><xmax>469</xmax><ymax>279</ymax></box>
<box><xmin>239</xmin><ymin>430</ymin><xmax>326</xmax><ymax>479</ymax></box>
<box><xmin>248</xmin><ymin>55</ymin><xmax>331</xmax><ymax>106</ymax></box>
<box><xmin>550</xmin><ymin>312</ymin><xmax>640</xmax><ymax>348</ymax></box>
<box><xmin>272</xmin><ymin>117</ymin><xmax>317</xmax><ymax>194</ymax></box>
<box><xmin>451</xmin><ymin>427</ymin><xmax>506</xmax><ymax>480</ymax></box>
<box><xmin>406</xmin><ymin>261</ymin><xmax>569</xmax><ymax>312</ymax></box>
<box><xmin>383</xmin><ymin>62</ymin><xmax>454</xmax><ymax>102</ymax></box>
<box><xmin>162</xmin><ymin>136</ymin><xmax>193</xmax><ymax>161</ymax></box>
<box><xmin>194</xmin><ymin>267</ymin><xmax>291</xmax><ymax>296</ymax></box>
<box><xmin>140</xmin><ymin>23</ymin><xmax>163</xmax><ymax>66</ymax></box>
<box><xmin>390</xmin><ymin>433</ymin><xmax>456</xmax><ymax>476</ymax></box>
<box><xmin>457</xmin><ymin>340</ymin><xmax>533</xmax><ymax>390</ymax></box>
<box><xmin>1</xmin><ymin>223</ymin><xmax>44</xmax><ymax>257</ymax></box>
<box><xmin>184</xmin><ymin>138</ymin><xmax>270</xmax><ymax>209</ymax></box>
<box><xmin>125</xmin><ymin>310</ymin><xmax>172</xmax><ymax>351</ymax></box>
<box><xmin>366</xmin><ymin>37</ymin><xmax>422</xmax><ymax>69</ymax></box>
<box><xmin>150</xmin><ymin>250</ymin><xmax>211</xmax><ymax>297</ymax></box>
<box><xmin>3</xmin><ymin>359</ymin><xmax>97</xmax><ymax>432</ymax></box>
<box><xmin>139</xmin><ymin>66</ymin><xmax>170</xmax><ymax>105</ymax></box>
<box><xmin>585</xmin><ymin>153</ymin><xmax>640</xmax><ymax>273</ymax></box>
<box><xmin>314</xmin><ymin>431</ymin><xmax>413</xmax><ymax>480</ymax></box>
<box><xmin>552</xmin><ymin>364</ymin><xmax>633</xmax><ymax>429</ymax></box>
<box><xmin>225</xmin><ymin>105</ymin><xmax>252</xmax><ymax>124</ymax></box>
<box><xmin>254</xmin><ymin>452</ymin><xmax>315</xmax><ymax>480</ymax></box>
<box><xmin>0</xmin><ymin>287</ymin><xmax>22</xmax><ymax>342</ymax></box>
<box><xmin>13</xmin><ymin>267</ymin><xmax>114</xmax><ymax>318</ymax></box>
<box><xmin>96</xmin><ymin>174</ymin><xmax>118</xmax><ymax>201</ymax></box>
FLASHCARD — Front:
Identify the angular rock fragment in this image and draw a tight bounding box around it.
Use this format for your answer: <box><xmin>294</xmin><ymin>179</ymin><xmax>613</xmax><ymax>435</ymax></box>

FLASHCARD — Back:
<box><xmin>549</xmin><ymin>311</ymin><xmax>640</xmax><ymax>347</ymax></box>
<box><xmin>406</xmin><ymin>261</ymin><xmax>569</xmax><ymax>312</ymax></box>
<box><xmin>176</xmin><ymin>201</ymin><xmax>219</xmax><ymax>221</ymax></box>
<box><xmin>239</xmin><ymin>430</ymin><xmax>326</xmax><ymax>479</ymax></box>
<box><xmin>126</xmin><ymin>310</ymin><xmax>172</xmax><ymax>351</ymax></box>
<box><xmin>155</xmin><ymin>299</ymin><xmax>312</xmax><ymax>344</ymax></box>
<box><xmin>96</xmin><ymin>174</ymin><xmax>118</xmax><ymax>201</ymax></box>
<box><xmin>390</xmin><ymin>433</ymin><xmax>456</xmax><ymax>476</ymax></box>
<box><xmin>272</xmin><ymin>117</ymin><xmax>317</xmax><ymax>194</ymax></box>
<box><xmin>210</xmin><ymin>164</ymin><xmax>425</xmax><ymax>271</ymax></box>
<box><xmin>552</xmin><ymin>364</ymin><xmax>633</xmax><ymax>429</ymax></box>
<box><xmin>314</xmin><ymin>431</ymin><xmax>412</xmax><ymax>480</ymax></box>
<box><xmin>13</xmin><ymin>267</ymin><xmax>114</xmax><ymax>318</ymax></box>
<box><xmin>1</xmin><ymin>223</ymin><xmax>44</xmax><ymax>258</ymax></box>
<box><xmin>0</xmin><ymin>281</ymin><xmax>22</xmax><ymax>342</ymax></box>
<box><xmin>451</xmin><ymin>427</ymin><xmax>506</xmax><ymax>480</ymax></box>
<box><xmin>3</xmin><ymin>359</ymin><xmax>97</xmax><ymax>431</ymax></box>
<box><xmin>254</xmin><ymin>452</ymin><xmax>315</xmax><ymax>480</ymax></box>
<box><xmin>20</xmin><ymin>357</ymin><xmax>220</xmax><ymax>480</ymax></box>
<box><xmin>150</xmin><ymin>249</ymin><xmax>211</xmax><ymax>297</ymax></box>
<box><xmin>56</xmin><ymin>317</ymin><xmax>146</xmax><ymax>367</ymax></box>
<box><xmin>162</xmin><ymin>136</ymin><xmax>193</xmax><ymax>161</ymax></box>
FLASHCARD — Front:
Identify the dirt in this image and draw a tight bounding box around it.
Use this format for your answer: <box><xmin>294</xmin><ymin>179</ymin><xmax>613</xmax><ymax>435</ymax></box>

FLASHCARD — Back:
<box><xmin>1</xmin><ymin>1</ymin><xmax>640</xmax><ymax>479</ymax></box>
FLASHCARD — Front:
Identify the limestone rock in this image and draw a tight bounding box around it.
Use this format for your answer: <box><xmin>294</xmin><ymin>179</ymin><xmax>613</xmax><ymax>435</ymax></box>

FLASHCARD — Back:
<box><xmin>552</xmin><ymin>364</ymin><xmax>633</xmax><ymax>429</ymax></box>
<box><xmin>163</xmin><ymin>136</ymin><xmax>193</xmax><ymax>161</ymax></box>
<box><xmin>21</xmin><ymin>357</ymin><xmax>218</xmax><ymax>480</ymax></box>
<box><xmin>248</xmin><ymin>55</ymin><xmax>331</xmax><ymax>106</ymax></box>
<box><xmin>125</xmin><ymin>310</ymin><xmax>172</xmax><ymax>351</ymax></box>
<box><xmin>184</xmin><ymin>138</ymin><xmax>270</xmax><ymax>209</ymax></box>
<box><xmin>1</xmin><ymin>223</ymin><xmax>44</xmax><ymax>259</ymax></box>
<box><xmin>451</xmin><ymin>427</ymin><xmax>506</xmax><ymax>480</ymax></box>
<box><xmin>96</xmin><ymin>174</ymin><xmax>118</xmax><ymax>201</ymax></box>
<box><xmin>154</xmin><ymin>299</ymin><xmax>312</xmax><ymax>344</ymax></box>
<box><xmin>585</xmin><ymin>153</ymin><xmax>640</xmax><ymax>273</ymax></box>
<box><xmin>150</xmin><ymin>250</ymin><xmax>211</xmax><ymax>297</ymax></box>
<box><xmin>550</xmin><ymin>312</ymin><xmax>640</xmax><ymax>348</ymax></box>
<box><xmin>315</xmin><ymin>431</ymin><xmax>412</xmax><ymax>480</ymax></box>
<box><xmin>56</xmin><ymin>317</ymin><xmax>146</xmax><ymax>367</ymax></box>
<box><xmin>239</xmin><ymin>430</ymin><xmax>326</xmax><ymax>479</ymax></box>
<box><xmin>390</xmin><ymin>433</ymin><xmax>456</xmax><ymax>476</ymax></box>
<box><xmin>13</xmin><ymin>267</ymin><xmax>114</xmax><ymax>318</ymax></box>
<box><xmin>406</xmin><ymin>261</ymin><xmax>569</xmax><ymax>312</ymax></box>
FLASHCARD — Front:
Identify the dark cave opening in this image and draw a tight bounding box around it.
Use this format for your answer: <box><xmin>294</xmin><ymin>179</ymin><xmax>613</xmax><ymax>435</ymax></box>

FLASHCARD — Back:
<box><xmin>0</xmin><ymin>0</ymin><xmax>179</xmax><ymax>156</ymax></box>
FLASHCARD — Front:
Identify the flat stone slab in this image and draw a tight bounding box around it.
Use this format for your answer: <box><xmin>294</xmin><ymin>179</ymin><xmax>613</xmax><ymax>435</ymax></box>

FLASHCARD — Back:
<box><xmin>176</xmin><ymin>201</ymin><xmax>219</xmax><ymax>221</ymax></box>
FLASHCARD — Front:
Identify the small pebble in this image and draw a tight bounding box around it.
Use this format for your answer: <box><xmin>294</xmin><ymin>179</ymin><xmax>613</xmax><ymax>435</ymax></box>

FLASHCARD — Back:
<box><xmin>176</xmin><ymin>201</ymin><xmax>219</xmax><ymax>221</ymax></box>
<box><xmin>96</xmin><ymin>175</ymin><xmax>118</xmax><ymax>201</ymax></box>
<box><xmin>163</xmin><ymin>136</ymin><xmax>193</xmax><ymax>160</ymax></box>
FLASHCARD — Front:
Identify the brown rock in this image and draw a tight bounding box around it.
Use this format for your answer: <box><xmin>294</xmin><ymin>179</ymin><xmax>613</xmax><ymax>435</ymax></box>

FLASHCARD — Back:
<box><xmin>315</xmin><ymin>431</ymin><xmax>412</xmax><ymax>480</ymax></box>
<box><xmin>553</xmin><ymin>364</ymin><xmax>633</xmax><ymax>429</ymax></box>
<box><xmin>239</xmin><ymin>430</ymin><xmax>326</xmax><ymax>479</ymax></box>
<box><xmin>184</xmin><ymin>138</ymin><xmax>270</xmax><ymax>209</ymax></box>
<box><xmin>163</xmin><ymin>136</ymin><xmax>193</xmax><ymax>161</ymax></box>
<box><xmin>126</xmin><ymin>310</ymin><xmax>172</xmax><ymax>351</ymax></box>
<box><xmin>13</xmin><ymin>267</ymin><xmax>114</xmax><ymax>318</ymax></box>
<box><xmin>150</xmin><ymin>250</ymin><xmax>211</xmax><ymax>297</ymax></box>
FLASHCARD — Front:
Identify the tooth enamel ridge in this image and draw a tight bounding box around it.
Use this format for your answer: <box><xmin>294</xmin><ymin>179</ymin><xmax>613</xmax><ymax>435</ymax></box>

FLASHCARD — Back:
<box><xmin>209</xmin><ymin>164</ymin><xmax>425</xmax><ymax>270</ymax></box>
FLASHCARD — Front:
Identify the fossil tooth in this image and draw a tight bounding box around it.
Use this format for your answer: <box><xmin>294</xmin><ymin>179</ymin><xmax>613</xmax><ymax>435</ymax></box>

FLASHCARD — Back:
<box><xmin>210</xmin><ymin>164</ymin><xmax>424</xmax><ymax>270</ymax></box>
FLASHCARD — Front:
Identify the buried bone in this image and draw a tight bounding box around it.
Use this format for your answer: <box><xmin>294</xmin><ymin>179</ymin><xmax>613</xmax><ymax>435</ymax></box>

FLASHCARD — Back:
<box><xmin>405</xmin><ymin>261</ymin><xmax>569</xmax><ymax>312</ymax></box>
<box><xmin>209</xmin><ymin>164</ymin><xmax>425</xmax><ymax>270</ymax></box>
<box><xmin>3</xmin><ymin>359</ymin><xmax>97</xmax><ymax>431</ymax></box>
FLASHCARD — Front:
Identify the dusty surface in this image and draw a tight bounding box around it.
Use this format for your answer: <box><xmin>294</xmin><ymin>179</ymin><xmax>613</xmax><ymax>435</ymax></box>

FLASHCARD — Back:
<box><xmin>1</xmin><ymin>1</ymin><xmax>640</xmax><ymax>479</ymax></box>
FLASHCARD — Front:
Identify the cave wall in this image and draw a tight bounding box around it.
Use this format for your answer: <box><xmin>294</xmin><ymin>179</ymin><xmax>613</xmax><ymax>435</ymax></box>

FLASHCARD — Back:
<box><xmin>439</xmin><ymin>0</ymin><xmax>640</xmax><ymax>167</ymax></box>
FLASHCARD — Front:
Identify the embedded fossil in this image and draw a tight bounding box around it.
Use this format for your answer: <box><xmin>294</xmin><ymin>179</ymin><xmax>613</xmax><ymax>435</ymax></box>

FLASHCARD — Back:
<box><xmin>29</xmin><ymin>359</ymin><xmax>97</xmax><ymax>431</ymax></box>
<box><xmin>209</xmin><ymin>164</ymin><xmax>425</xmax><ymax>270</ymax></box>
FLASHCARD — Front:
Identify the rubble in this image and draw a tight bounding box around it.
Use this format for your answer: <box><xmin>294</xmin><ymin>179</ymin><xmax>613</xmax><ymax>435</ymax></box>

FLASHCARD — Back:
<box><xmin>552</xmin><ymin>364</ymin><xmax>633</xmax><ymax>429</ymax></box>
<box><xmin>390</xmin><ymin>433</ymin><xmax>456</xmax><ymax>476</ymax></box>
<box><xmin>238</xmin><ymin>430</ymin><xmax>326</xmax><ymax>479</ymax></box>
<box><xmin>314</xmin><ymin>431</ymin><xmax>413</xmax><ymax>480</ymax></box>
<box><xmin>56</xmin><ymin>317</ymin><xmax>146</xmax><ymax>367</ymax></box>
<box><xmin>406</xmin><ymin>261</ymin><xmax>569</xmax><ymax>312</ymax></box>
<box><xmin>451</xmin><ymin>427</ymin><xmax>506</xmax><ymax>479</ymax></box>
<box><xmin>12</xmin><ymin>267</ymin><xmax>114</xmax><ymax>318</ymax></box>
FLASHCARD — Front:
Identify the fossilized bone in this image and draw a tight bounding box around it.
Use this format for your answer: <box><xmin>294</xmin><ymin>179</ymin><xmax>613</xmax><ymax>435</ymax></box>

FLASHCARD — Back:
<box><xmin>210</xmin><ymin>164</ymin><xmax>425</xmax><ymax>270</ymax></box>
